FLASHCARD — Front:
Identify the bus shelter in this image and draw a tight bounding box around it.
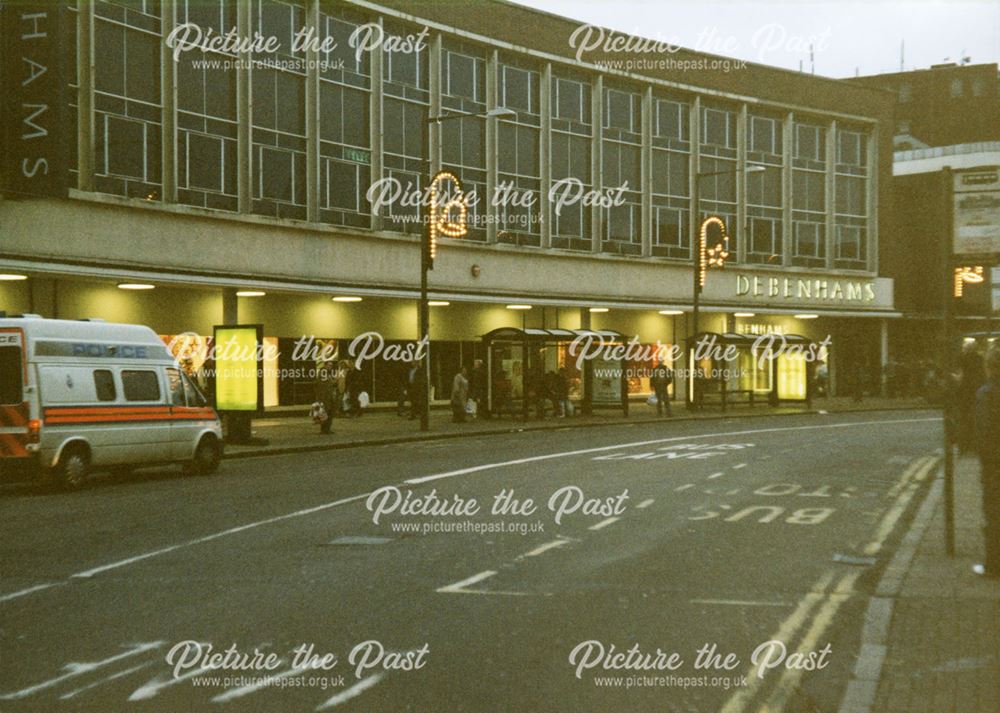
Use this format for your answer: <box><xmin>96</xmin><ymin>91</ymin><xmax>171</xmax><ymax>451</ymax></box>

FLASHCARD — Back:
<box><xmin>481</xmin><ymin>327</ymin><xmax>629</xmax><ymax>419</ymax></box>
<box><xmin>686</xmin><ymin>332</ymin><xmax>817</xmax><ymax>411</ymax></box>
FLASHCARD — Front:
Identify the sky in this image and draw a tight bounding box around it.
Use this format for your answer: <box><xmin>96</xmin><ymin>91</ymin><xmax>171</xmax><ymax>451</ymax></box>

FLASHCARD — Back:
<box><xmin>511</xmin><ymin>0</ymin><xmax>1000</xmax><ymax>78</ymax></box>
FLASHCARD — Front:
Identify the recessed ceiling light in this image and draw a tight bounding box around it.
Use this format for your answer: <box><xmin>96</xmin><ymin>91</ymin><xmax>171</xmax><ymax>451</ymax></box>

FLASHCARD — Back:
<box><xmin>659</xmin><ymin>309</ymin><xmax>684</xmax><ymax>315</ymax></box>
<box><xmin>589</xmin><ymin>307</ymin><xmax>609</xmax><ymax>313</ymax></box>
<box><xmin>794</xmin><ymin>314</ymin><xmax>819</xmax><ymax>319</ymax></box>
<box><xmin>236</xmin><ymin>290</ymin><xmax>266</xmax><ymax>297</ymax></box>
<box><xmin>118</xmin><ymin>283</ymin><xmax>155</xmax><ymax>290</ymax></box>
<box><xmin>506</xmin><ymin>304</ymin><xmax>532</xmax><ymax>310</ymax></box>
<box><xmin>332</xmin><ymin>296</ymin><xmax>363</xmax><ymax>302</ymax></box>
<box><xmin>0</xmin><ymin>274</ymin><xmax>28</xmax><ymax>281</ymax></box>
<box><xmin>734</xmin><ymin>312</ymin><xmax>756</xmax><ymax>318</ymax></box>
<box><xmin>428</xmin><ymin>301</ymin><xmax>450</xmax><ymax>306</ymax></box>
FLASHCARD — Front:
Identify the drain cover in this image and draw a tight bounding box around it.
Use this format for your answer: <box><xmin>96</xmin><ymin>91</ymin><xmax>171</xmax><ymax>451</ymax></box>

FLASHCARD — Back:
<box><xmin>328</xmin><ymin>536</ymin><xmax>394</xmax><ymax>546</ymax></box>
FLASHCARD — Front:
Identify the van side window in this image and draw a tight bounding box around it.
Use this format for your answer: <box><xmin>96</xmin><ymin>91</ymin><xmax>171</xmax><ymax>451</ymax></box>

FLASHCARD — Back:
<box><xmin>166</xmin><ymin>368</ymin><xmax>185</xmax><ymax>405</ymax></box>
<box><xmin>182</xmin><ymin>373</ymin><xmax>208</xmax><ymax>407</ymax></box>
<box><xmin>93</xmin><ymin>369</ymin><xmax>116</xmax><ymax>401</ymax></box>
<box><xmin>122</xmin><ymin>370</ymin><xmax>161</xmax><ymax>402</ymax></box>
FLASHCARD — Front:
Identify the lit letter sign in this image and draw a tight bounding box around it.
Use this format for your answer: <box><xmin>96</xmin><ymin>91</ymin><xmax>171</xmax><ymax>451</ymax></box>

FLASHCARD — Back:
<box><xmin>426</xmin><ymin>171</ymin><xmax>468</xmax><ymax>268</ymax></box>
<box><xmin>953</xmin><ymin>265</ymin><xmax>984</xmax><ymax>298</ymax></box>
<box><xmin>697</xmin><ymin>216</ymin><xmax>729</xmax><ymax>291</ymax></box>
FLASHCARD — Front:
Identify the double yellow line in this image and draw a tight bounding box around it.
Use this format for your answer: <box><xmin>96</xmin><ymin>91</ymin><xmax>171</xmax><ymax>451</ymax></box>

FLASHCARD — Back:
<box><xmin>719</xmin><ymin>454</ymin><xmax>939</xmax><ymax>713</ymax></box>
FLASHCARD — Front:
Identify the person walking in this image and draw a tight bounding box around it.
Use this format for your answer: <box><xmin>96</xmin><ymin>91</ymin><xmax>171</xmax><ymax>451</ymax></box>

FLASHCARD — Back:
<box><xmin>314</xmin><ymin>360</ymin><xmax>337</xmax><ymax>434</ymax></box>
<box><xmin>650</xmin><ymin>360</ymin><xmax>673</xmax><ymax>417</ymax></box>
<box><xmin>555</xmin><ymin>367</ymin><xmax>572</xmax><ymax>417</ymax></box>
<box><xmin>974</xmin><ymin>346</ymin><xmax>1000</xmax><ymax>578</ymax></box>
<box><xmin>451</xmin><ymin>366</ymin><xmax>469</xmax><ymax>423</ymax></box>
<box><xmin>408</xmin><ymin>360</ymin><xmax>426</xmax><ymax>421</ymax></box>
<box><xmin>396</xmin><ymin>359</ymin><xmax>410</xmax><ymax>417</ymax></box>
<box><xmin>493</xmin><ymin>369</ymin><xmax>514</xmax><ymax>419</ymax></box>
<box><xmin>959</xmin><ymin>342</ymin><xmax>985</xmax><ymax>454</ymax></box>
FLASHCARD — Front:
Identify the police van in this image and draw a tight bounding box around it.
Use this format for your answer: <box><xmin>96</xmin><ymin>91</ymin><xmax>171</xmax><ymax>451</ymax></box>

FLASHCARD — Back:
<box><xmin>0</xmin><ymin>315</ymin><xmax>223</xmax><ymax>488</ymax></box>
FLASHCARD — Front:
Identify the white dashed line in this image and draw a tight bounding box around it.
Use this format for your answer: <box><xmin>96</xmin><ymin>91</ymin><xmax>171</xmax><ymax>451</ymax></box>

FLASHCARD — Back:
<box><xmin>589</xmin><ymin>517</ymin><xmax>620</xmax><ymax>531</ymax></box>
<box><xmin>707</xmin><ymin>472</ymin><xmax>724</xmax><ymax>480</ymax></box>
<box><xmin>0</xmin><ymin>582</ymin><xmax>61</xmax><ymax>603</ymax></box>
<box><xmin>520</xmin><ymin>539</ymin><xmax>572</xmax><ymax>558</ymax></box>
<box><xmin>317</xmin><ymin>674</ymin><xmax>386</xmax><ymax>710</ymax></box>
<box><xmin>637</xmin><ymin>499</ymin><xmax>655</xmax><ymax>509</ymax></box>
<box><xmin>732</xmin><ymin>463</ymin><xmax>747</xmax><ymax>470</ymax></box>
<box><xmin>436</xmin><ymin>570</ymin><xmax>498</xmax><ymax>593</ymax></box>
<box><xmin>675</xmin><ymin>484</ymin><xmax>695</xmax><ymax>492</ymax></box>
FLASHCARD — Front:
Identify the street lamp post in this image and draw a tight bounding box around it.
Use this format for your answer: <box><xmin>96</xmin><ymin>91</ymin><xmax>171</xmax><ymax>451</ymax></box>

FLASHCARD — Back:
<box><xmin>417</xmin><ymin>107</ymin><xmax>517</xmax><ymax>431</ymax></box>
<box><xmin>688</xmin><ymin>163</ymin><xmax>765</xmax><ymax>410</ymax></box>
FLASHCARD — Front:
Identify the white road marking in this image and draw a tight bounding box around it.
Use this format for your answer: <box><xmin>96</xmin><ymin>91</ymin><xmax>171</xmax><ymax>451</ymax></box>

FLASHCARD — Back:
<box><xmin>72</xmin><ymin>493</ymin><xmax>371</xmax><ymax>579</ymax></box>
<box><xmin>707</xmin><ymin>472</ymin><xmax>724</xmax><ymax>480</ymax></box>
<box><xmin>59</xmin><ymin>661</ymin><xmax>154</xmax><ymax>699</ymax></box>
<box><xmin>732</xmin><ymin>463</ymin><xmax>747</xmax><ymax>470</ymax></box>
<box><xmin>589</xmin><ymin>517</ymin><xmax>620</xmax><ymax>531</ymax></box>
<box><xmin>0</xmin><ymin>582</ymin><xmax>61</xmax><ymax>603</ymax></box>
<box><xmin>675</xmin><ymin>483</ymin><xmax>695</xmax><ymax>491</ymax></box>
<box><xmin>12</xmin><ymin>417</ymin><xmax>936</xmax><ymax>600</ymax></box>
<box><xmin>437</xmin><ymin>570</ymin><xmax>497</xmax><ymax>593</ymax></box>
<box><xmin>127</xmin><ymin>643</ymin><xmax>225</xmax><ymax>701</ymax></box>
<box><xmin>637</xmin><ymin>499</ymin><xmax>655</xmax><ymax>509</ymax></box>
<box><xmin>0</xmin><ymin>642</ymin><xmax>163</xmax><ymax>700</ymax></box>
<box><xmin>405</xmin><ymin>417</ymin><xmax>939</xmax><ymax>485</ymax></box>
<box><xmin>690</xmin><ymin>598</ymin><xmax>789</xmax><ymax>608</ymax></box>
<box><xmin>520</xmin><ymin>539</ymin><xmax>572</xmax><ymax>558</ymax></box>
<box><xmin>316</xmin><ymin>673</ymin><xmax>385</xmax><ymax>710</ymax></box>
<box><xmin>211</xmin><ymin>664</ymin><xmax>304</xmax><ymax>702</ymax></box>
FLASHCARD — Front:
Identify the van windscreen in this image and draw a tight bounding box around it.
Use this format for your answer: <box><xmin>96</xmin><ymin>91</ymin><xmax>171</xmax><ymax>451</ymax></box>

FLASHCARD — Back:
<box><xmin>0</xmin><ymin>346</ymin><xmax>23</xmax><ymax>405</ymax></box>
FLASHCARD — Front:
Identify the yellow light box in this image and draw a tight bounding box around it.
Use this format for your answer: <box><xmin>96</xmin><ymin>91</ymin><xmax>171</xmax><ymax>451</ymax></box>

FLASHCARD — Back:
<box><xmin>213</xmin><ymin>325</ymin><xmax>263</xmax><ymax>413</ymax></box>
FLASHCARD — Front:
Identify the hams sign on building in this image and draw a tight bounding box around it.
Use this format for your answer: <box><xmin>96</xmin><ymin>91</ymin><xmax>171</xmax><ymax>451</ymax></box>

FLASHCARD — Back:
<box><xmin>1</xmin><ymin>2</ymin><xmax>69</xmax><ymax>198</ymax></box>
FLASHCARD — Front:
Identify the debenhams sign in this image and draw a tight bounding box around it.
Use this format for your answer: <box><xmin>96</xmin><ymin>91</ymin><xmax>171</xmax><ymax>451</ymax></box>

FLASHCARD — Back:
<box><xmin>735</xmin><ymin>274</ymin><xmax>876</xmax><ymax>303</ymax></box>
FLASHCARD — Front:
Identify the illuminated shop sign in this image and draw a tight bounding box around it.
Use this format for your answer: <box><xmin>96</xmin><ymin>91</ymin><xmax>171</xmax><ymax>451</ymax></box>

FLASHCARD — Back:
<box><xmin>953</xmin><ymin>266</ymin><xmax>984</xmax><ymax>298</ymax></box>
<box><xmin>426</xmin><ymin>171</ymin><xmax>468</xmax><ymax>268</ymax></box>
<box><xmin>735</xmin><ymin>274</ymin><xmax>876</xmax><ymax>303</ymax></box>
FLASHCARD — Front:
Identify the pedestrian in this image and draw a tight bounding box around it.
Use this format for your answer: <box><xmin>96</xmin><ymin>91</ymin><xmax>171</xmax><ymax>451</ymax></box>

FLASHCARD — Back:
<box><xmin>470</xmin><ymin>359</ymin><xmax>487</xmax><ymax>419</ymax></box>
<box><xmin>555</xmin><ymin>367</ymin><xmax>572</xmax><ymax>417</ymax></box>
<box><xmin>314</xmin><ymin>360</ymin><xmax>337</xmax><ymax>434</ymax></box>
<box><xmin>451</xmin><ymin>366</ymin><xmax>469</xmax><ymax>423</ymax></box>
<box><xmin>974</xmin><ymin>346</ymin><xmax>1000</xmax><ymax>578</ymax></box>
<box><xmin>408</xmin><ymin>360</ymin><xmax>426</xmax><ymax>420</ymax></box>
<box><xmin>958</xmin><ymin>342</ymin><xmax>985</xmax><ymax>454</ymax></box>
<box><xmin>650</xmin><ymin>360</ymin><xmax>673</xmax><ymax>416</ymax></box>
<box><xmin>528</xmin><ymin>367</ymin><xmax>548</xmax><ymax>419</ymax></box>
<box><xmin>815</xmin><ymin>361</ymin><xmax>829</xmax><ymax>398</ymax></box>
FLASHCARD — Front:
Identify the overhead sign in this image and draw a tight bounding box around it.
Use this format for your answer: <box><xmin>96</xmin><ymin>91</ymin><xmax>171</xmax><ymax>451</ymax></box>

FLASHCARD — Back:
<box><xmin>1</xmin><ymin>2</ymin><xmax>70</xmax><ymax>197</ymax></box>
<box><xmin>953</xmin><ymin>169</ymin><xmax>1000</xmax><ymax>257</ymax></box>
<box><xmin>735</xmin><ymin>274</ymin><xmax>876</xmax><ymax>303</ymax></box>
<box><xmin>213</xmin><ymin>325</ymin><xmax>264</xmax><ymax>414</ymax></box>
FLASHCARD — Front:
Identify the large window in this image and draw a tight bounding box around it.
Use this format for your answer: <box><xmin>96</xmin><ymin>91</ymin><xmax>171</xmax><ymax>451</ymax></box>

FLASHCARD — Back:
<box><xmin>792</xmin><ymin>120</ymin><xmax>827</xmax><ymax>267</ymax></box>
<box><xmin>602</xmin><ymin>85</ymin><xmax>642</xmax><ymax>254</ymax></box>
<box><xmin>93</xmin><ymin>1</ymin><xmax>162</xmax><ymax>199</ymax></box>
<box><xmin>250</xmin><ymin>0</ymin><xmax>307</xmax><ymax>220</ymax></box>
<box><xmin>382</xmin><ymin>20</ymin><xmax>429</xmax><ymax>234</ymax></box>
<box><xmin>122</xmin><ymin>370</ymin><xmax>160</xmax><ymax>402</ymax></box>
<box><xmin>698</xmin><ymin>105</ymin><xmax>738</xmax><ymax>261</ymax></box>
<box><xmin>440</xmin><ymin>41</ymin><xmax>487</xmax><ymax>241</ymax></box>
<box><xmin>551</xmin><ymin>72</ymin><xmax>592</xmax><ymax>251</ymax></box>
<box><xmin>497</xmin><ymin>56</ymin><xmax>540</xmax><ymax>246</ymax></box>
<box><xmin>834</xmin><ymin>128</ymin><xmax>869</xmax><ymax>269</ymax></box>
<box><xmin>319</xmin><ymin>7</ymin><xmax>372</xmax><ymax>228</ymax></box>
<box><xmin>746</xmin><ymin>114</ymin><xmax>783</xmax><ymax>264</ymax></box>
<box><xmin>652</xmin><ymin>95</ymin><xmax>690</xmax><ymax>258</ymax></box>
<box><xmin>176</xmin><ymin>0</ymin><xmax>238</xmax><ymax>212</ymax></box>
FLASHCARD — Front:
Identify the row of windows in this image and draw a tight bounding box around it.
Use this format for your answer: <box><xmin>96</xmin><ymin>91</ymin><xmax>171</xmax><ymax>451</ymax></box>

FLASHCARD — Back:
<box><xmin>87</xmin><ymin>0</ymin><xmax>872</xmax><ymax>269</ymax></box>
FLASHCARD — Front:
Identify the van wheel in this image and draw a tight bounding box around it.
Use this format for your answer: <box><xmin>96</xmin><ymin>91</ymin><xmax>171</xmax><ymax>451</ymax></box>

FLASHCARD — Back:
<box><xmin>188</xmin><ymin>436</ymin><xmax>220</xmax><ymax>476</ymax></box>
<box><xmin>54</xmin><ymin>447</ymin><xmax>90</xmax><ymax>490</ymax></box>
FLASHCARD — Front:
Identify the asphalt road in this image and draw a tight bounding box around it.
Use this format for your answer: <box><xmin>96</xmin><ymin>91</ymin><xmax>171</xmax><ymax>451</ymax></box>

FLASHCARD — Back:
<box><xmin>0</xmin><ymin>410</ymin><xmax>942</xmax><ymax>713</ymax></box>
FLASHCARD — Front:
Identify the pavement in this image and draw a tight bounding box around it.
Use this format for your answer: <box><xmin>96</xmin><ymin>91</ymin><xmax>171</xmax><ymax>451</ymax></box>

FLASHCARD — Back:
<box><xmin>850</xmin><ymin>454</ymin><xmax>1000</xmax><ymax>713</ymax></box>
<box><xmin>0</xmin><ymin>410</ymin><xmax>949</xmax><ymax>712</ymax></box>
<box><xmin>227</xmin><ymin>396</ymin><xmax>930</xmax><ymax>458</ymax></box>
